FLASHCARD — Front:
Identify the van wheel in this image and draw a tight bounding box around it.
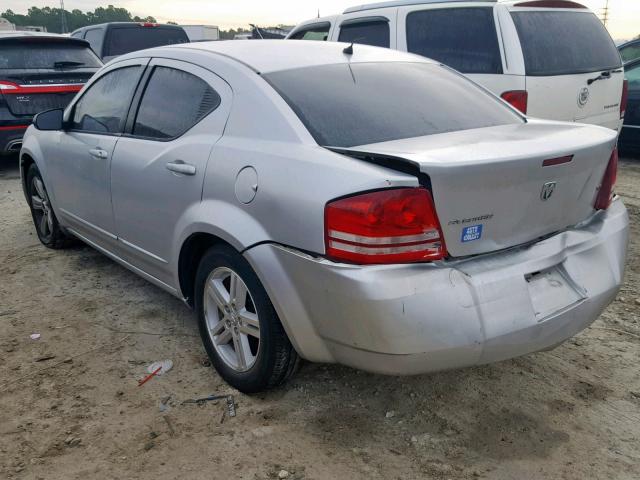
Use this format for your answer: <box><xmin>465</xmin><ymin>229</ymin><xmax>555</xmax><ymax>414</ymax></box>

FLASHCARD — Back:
<box><xmin>195</xmin><ymin>244</ymin><xmax>300</xmax><ymax>393</ymax></box>
<box><xmin>26</xmin><ymin>164</ymin><xmax>73</xmax><ymax>249</ymax></box>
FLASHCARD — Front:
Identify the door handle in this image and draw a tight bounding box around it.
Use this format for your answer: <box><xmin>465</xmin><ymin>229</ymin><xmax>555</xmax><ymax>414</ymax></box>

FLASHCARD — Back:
<box><xmin>166</xmin><ymin>160</ymin><xmax>196</xmax><ymax>176</ymax></box>
<box><xmin>89</xmin><ymin>148</ymin><xmax>108</xmax><ymax>159</ymax></box>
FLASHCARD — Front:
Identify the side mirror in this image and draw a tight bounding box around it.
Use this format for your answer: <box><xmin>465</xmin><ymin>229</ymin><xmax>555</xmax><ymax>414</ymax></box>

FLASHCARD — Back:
<box><xmin>33</xmin><ymin>109</ymin><xmax>64</xmax><ymax>131</ymax></box>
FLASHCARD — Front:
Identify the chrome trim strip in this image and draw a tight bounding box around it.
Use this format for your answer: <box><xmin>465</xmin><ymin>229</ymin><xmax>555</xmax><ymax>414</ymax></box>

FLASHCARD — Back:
<box><xmin>118</xmin><ymin>237</ymin><xmax>169</xmax><ymax>264</ymax></box>
<box><xmin>329</xmin><ymin>239</ymin><xmax>441</xmax><ymax>255</ymax></box>
<box><xmin>328</xmin><ymin>229</ymin><xmax>440</xmax><ymax>245</ymax></box>
<box><xmin>60</xmin><ymin>208</ymin><xmax>117</xmax><ymax>240</ymax></box>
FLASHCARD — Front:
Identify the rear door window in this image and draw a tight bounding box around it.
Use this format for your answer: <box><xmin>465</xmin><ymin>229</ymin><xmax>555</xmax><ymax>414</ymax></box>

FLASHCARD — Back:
<box><xmin>0</xmin><ymin>42</ymin><xmax>102</xmax><ymax>69</ymax></box>
<box><xmin>105</xmin><ymin>26</ymin><xmax>189</xmax><ymax>57</ymax></box>
<box><xmin>84</xmin><ymin>28</ymin><xmax>104</xmax><ymax>57</ymax></box>
<box><xmin>406</xmin><ymin>7</ymin><xmax>502</xmax><ymax>74</ymax></box>
<box><xmin>511</xmin><ymin>11</ymin><xmax>622</xmax><ymax>76</ymax></box>
<box><xmin>338</xmin><ymin>19</ymin><xmax>390</xmax><ymax>48</ymax></box>
<box><xmin>132</xmin><ymin>66</ymin><xmax>221</xmax><ymax>139</ymax></box>
<box><xmin>265</xmin><ymin>62</ymin><xmax>521</xmax><ymax>148</ymax></box>
<box><xmin>289</xmin><ymin>23</ymin><xmax>331</xmax><ymax>41</ymax></box>
<box><xmin>71</xmin><ymin>66</ymin><xmax>142</xmax><ymax>134</ymax></box>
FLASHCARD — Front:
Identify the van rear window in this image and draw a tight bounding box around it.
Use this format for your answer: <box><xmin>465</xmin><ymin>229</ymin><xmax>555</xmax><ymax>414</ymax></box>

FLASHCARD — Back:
<box><xmin>264</xmin><ymin>62</ymin><xmax>522</xmax><ymax>148</ymax></box>
<box><xmin>511</xmin><ymin>11</ymin><xmax>621</xmax><ymax>76</ymax></box>
<box><xmin>105</xmin><ymin>26</ymin><xmax>189</xmax><ymax>57</ymax></box>
<box><xmin>0</xmin><ymin>43</ymin><xmax>101</xmax><ymax>69</ymax></box>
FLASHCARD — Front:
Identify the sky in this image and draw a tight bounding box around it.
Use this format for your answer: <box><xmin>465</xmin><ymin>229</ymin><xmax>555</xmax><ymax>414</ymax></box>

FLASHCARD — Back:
<box><xmin>3</xmin><ymin>0</ymin><xmax>639</xmax><ymax>40</ymax></box>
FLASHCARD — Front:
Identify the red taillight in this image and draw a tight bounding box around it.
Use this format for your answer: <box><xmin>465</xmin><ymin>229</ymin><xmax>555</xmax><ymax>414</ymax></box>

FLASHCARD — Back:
<box><xmin>0</xmin><ymin>80</ymin><xmax>20</xmax><ymax>92</ymax></box>
<box><xmin>620</xmin><ymin>80</ymin><xmax>629</xmax><ymax>120</ymax></box>
<box><xmin>325</xmin><ymin>188</ymin><xmax>446</xmax><ymax>264</ymax></box>
<box><xmin>139</xmin><ymin>22</ymin><xmax>159</xmax><ymax>27</ymax></box>
<box><xmin>501</xmin><ymin>90</ymin><xmax>528</xmax><ymax>114</ymax></box>
<box><xmin>0</xmin><ymin>80</ymin><xmax>82</xmax><ymax>94</ymax></box>
<box><xmin>594</xmin><ymin>148</ymin><xmax>618</xmax><ymax>210</ymax></box>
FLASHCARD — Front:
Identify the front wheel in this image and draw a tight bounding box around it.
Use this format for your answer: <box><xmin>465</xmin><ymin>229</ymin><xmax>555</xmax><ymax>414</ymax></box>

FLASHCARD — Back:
<box><xmin>26</xmin><ymin>164</ymin><xmax>73</xmax><ymax>249</ymax></box>
<box><xmin>195</xmin><ymin>245</ymin><xmax>299</xmax><ymax>393</ymax></box>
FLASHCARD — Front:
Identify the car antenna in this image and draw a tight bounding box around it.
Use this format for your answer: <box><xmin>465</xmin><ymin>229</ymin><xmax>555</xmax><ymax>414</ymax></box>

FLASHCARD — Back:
<box><xmin>343</xmin><ymin>37</ymin><xmax>364</xmax><ymax>55</ymax></box>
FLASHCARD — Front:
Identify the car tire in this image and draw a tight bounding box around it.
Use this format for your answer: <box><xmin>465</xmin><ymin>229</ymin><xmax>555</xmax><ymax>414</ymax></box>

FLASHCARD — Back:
<box><xmin>26</xmin><ymin>164</ymin><xmax>74</xmax><ymax>249</ymax></box>
<box><xmin>195</xmin><ymin>244</ymin><xmax>300</xmax><ymax>393</ymax></box>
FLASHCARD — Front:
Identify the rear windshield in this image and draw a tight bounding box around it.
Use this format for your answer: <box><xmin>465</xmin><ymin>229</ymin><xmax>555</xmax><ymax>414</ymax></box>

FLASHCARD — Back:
<box><xmin>0</xmin><ymin>43</ymin><xmax>102</xmax><ymax>69</ymax></box>
<box><xmin>105</xmin><ymin>26</ymin><xmax>189</xmax><ymax>57</ymax></box>
<box><xmin>511</xmin><ymin>11</ymin><xmax>622</xmax><ymax>76</ymax></box>
<box><xmin>264</xmin><ymin>62</ymin><xmax>522</xmax><ymax>148</ymax></box>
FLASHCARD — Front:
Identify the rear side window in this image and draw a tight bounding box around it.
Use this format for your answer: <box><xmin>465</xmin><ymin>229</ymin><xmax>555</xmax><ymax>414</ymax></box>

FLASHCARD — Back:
<box><xmin>0</xmin><ymin>43</ymin><xmax>102</xmax><ymax>69</ymax></box>
<box><xmin>105</xmin><ymin>26</ymin><xmax>189</xmax><ymax>57</ymax></box>
<box><xmin>133</xmin><ymin>66</ymin><xmax>220</xmax><ymax>139</ymax></box>
<box><xmin>406</xmin><ymin>8</ymin><xmax>502</xmax><ymax>74</ymax></box>
<box><xmin>620</xmin><ymin>42</ymin><xmax>640</xmax><ymax>64</ymax></box>
<box><xmin>265</xmin><ymin>62</ymin><xmax>521</xmax><ymax>148</ymax></box>
<box><xmin>71</xmin><ymin>66</ymin><xmax>141</xmax><ymax>134</ymax></box>
<box><xmin>626</xmin><ymin>63</ymin><xmax>640</xmax><ymax>90</ymax></box>
<box><xmin>338</xmin><ymin>19</ymin><xmax>390</xmax><ymax>48</ymax></box>
<box><xmin>511</xmin><ymin>11</ymin><xmax>622</xmax><ymax>76</ymax></box>
<box><xmin>290</xmin><ymin>23</ymin><xmax>331</xmax><ymax>41</ymax></box>
<box><xmin>84</xmin><ymin>28</ymin><xmax>104</xmax><ymax>56</ymax></box>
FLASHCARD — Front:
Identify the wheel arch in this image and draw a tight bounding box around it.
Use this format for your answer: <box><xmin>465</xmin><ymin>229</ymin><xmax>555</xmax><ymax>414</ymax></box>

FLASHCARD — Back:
<box><xmin>178</xmin><ymin>232</ymin><xmax>237</xmax><ymax>307</ymax></box>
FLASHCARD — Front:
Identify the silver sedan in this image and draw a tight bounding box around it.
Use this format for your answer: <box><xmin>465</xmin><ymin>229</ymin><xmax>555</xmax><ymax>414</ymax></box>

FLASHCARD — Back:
<box><xmin>20</xmin><ymin>41</ymin><xmax>629</xmax><ymax>392</ymax></box>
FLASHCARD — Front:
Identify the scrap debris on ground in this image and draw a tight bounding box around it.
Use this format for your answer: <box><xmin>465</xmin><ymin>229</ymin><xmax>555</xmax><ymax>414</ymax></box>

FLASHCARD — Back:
<box><xmin>1</xmin><ymin>154</ymin><xmax>639</xmax><ymax>479</ymax></box>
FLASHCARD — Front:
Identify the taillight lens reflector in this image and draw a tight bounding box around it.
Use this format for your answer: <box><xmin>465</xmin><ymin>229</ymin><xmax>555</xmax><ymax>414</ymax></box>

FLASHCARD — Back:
<box><xmin>501</xmin><ymin>90</ymin><xmax>528</xmax><ymax>114</ymax></box>
<box><xmin>325</xmin><ymin>188</ymin><xmax>446</xmax><ymax>264</ymax></box>
<box><xmin>594</xmin><ymin>148</ymin><xmax>618</xmax><ymax>210</ymax></box>
<box><xmin>620</xmin><ymin>79</ymin><xmax>629</xmax><ymax>120</ymax></box>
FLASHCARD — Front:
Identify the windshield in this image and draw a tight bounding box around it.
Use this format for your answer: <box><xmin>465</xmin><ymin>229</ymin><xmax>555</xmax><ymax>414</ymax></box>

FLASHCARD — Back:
<box><xmin>105</xmin><ymin>26</ymin><xmax>189</xmax><ymax>57</ymax></box>
<box><xmin>511</xmin><ymin>11</ymin><xmax>622</xmax><ymax>76</ymax></box>
<box><xmin>264</xmin><ymin>62</ymin><xmax>522</xmax><ymax>148</ymax></box>
<box><xmin>0</xmin><ymin>43</ymin><xmax>102</xmax><ymax>69</ymax></box>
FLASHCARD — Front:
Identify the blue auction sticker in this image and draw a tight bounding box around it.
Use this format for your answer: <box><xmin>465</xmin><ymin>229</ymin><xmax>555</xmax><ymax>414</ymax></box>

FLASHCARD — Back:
<box><xmin>461</xmin><ymin>225</ymin><xmax>483</xmax><ymax>243</ymax></box>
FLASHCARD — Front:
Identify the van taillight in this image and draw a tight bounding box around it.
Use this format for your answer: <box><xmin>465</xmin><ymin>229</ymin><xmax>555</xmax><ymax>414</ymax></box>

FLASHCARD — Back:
<box><xmin>325</xmin><ymin>188</ymin><xmax>446</xmax><ymax>264</ymax></box>
<box><xmin>501</xmin><ymin>90</ymin><xmax>528</xmax><ymax>114</ymax></box>
<box><xmin>594</xmin><ymin>148</ymin><xmax>618</xmax><ymax>210</ymax></box>
<box><xmin>621</xmin><ymin>80</ymin><xmax>629</xmax><ymax>120</ymax></box>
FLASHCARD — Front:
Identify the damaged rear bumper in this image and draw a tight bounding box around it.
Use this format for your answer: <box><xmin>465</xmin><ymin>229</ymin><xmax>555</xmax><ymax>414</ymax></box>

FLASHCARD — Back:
<box><xmin>244</xmin><ymin>199</ymin><xmax>629</xmax><ymax>375</ymax></box>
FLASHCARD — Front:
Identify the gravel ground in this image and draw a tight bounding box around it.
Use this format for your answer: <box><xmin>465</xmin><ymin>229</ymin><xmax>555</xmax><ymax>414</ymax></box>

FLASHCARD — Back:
<box><xmin>1</xmin><ymin>153</ymin><xmax>639</xmax><ymax>480</ymax></box>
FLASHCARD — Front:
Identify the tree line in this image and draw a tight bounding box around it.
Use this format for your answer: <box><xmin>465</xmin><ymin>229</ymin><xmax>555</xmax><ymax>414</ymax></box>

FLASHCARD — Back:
<box><xmin>1</xmin><ymin>5</ymin><xmax>157</xmax><ymax>33</ymax></box>
<box><xmin>2</xmin><ymin>5</ymin><xmax>261</xmax><ymax>38</ymax></box>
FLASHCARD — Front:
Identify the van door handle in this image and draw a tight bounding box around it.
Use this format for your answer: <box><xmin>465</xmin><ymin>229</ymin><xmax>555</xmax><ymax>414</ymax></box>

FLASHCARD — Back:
<box><xmin>89</xmin><ymin>148</ymin><xmax>108</xmax><ymax>159</ymax></box>
<box><xmin>166</xmin><ymin>160</ymin><xmax>196</xmax><ymax>176</ymax></box>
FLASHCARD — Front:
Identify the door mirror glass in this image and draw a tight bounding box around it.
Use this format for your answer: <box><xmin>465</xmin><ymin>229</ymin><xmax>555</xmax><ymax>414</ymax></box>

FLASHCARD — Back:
<box><xmin>33</xmin><ymin>109</ymin><xmax>64</xmax><ymax>131</ymax></box>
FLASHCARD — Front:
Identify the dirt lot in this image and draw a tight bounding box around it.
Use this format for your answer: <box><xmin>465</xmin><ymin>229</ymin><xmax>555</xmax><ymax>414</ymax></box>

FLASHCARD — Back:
<box><xmin>1</xmin><ymin>153</ymin><xmax>639</xmax><ymax>480</ymax></box>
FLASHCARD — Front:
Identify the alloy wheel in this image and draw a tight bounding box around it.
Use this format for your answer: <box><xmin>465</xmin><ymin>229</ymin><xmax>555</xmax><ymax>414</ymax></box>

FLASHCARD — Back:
<box><xmin>31</xmin><ymin>177</ymin><xmax>54</xmax><ymax>239</ymax></box>
<box><xmin>204</xmin><ymin>267</ymin><xmax>261</xmax><ymax>372</ymax></box>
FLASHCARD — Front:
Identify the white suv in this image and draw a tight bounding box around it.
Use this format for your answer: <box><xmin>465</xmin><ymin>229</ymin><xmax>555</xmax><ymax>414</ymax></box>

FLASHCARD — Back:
<box><xmin>287</xmin><ymin>0</ymin><xmax>627</xmax><ymax>130</ymax></box>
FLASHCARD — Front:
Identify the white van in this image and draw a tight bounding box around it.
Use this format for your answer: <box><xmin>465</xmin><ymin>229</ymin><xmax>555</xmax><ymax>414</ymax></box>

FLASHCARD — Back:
<box><xmin>287</xmin><ymin>0</ymin><xmax>627</xmax><ymax>130</ymax></box>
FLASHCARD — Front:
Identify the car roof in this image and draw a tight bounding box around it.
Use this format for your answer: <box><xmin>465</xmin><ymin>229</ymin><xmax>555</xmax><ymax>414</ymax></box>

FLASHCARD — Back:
<box><xmin>344</xmin><ymin>0</ymin><xmax>496</xmax><ymax>14</ymax></box>
<box><xmin>168</xmin><ymin>39</ymin><xmax>433</xmax><ymax>74</ymax></box>
<box><xmin>74</xmin><ymin>22</ymin><xmax>185</xmax><ymax>31</ymax></box>
<box><xmin>0</xmin><ymin>31</ymin><xmax>90</xmax><ymax>46</ymax></box>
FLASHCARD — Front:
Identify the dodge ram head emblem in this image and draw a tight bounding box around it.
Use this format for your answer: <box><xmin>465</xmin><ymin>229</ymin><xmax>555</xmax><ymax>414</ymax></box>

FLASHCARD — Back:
<box><xmin>541</xmin><ymin>182</ymin><xmax>557</xmax><ymax>201</ymax></box>
<box><xmin>578</xmin><ymin>87</ymin><xmax>590</xmax><ymax>107</ymax></box>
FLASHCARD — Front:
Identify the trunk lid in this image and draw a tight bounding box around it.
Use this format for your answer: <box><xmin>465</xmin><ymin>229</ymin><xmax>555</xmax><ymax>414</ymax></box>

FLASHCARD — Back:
<box><xmin>0</xmin><ymin>37</ymin><xmax>101</xmax><ymax>116</ymax></box>
<box><xmin>348</xmin><ymin>121</ymin><xmax>618</xmax><ymax>257</ymax></box>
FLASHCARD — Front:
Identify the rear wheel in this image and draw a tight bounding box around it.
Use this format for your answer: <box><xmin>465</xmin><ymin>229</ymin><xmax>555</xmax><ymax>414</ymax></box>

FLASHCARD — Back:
<box><xmin>195</xmin><ymin>245</ymin><xmax>299</xmax><ymax>393</ymax></box>
<box><xmin>26</xmin><ymin>164</ymin><xmax>73</xmax><ymax>249</ymax></box>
